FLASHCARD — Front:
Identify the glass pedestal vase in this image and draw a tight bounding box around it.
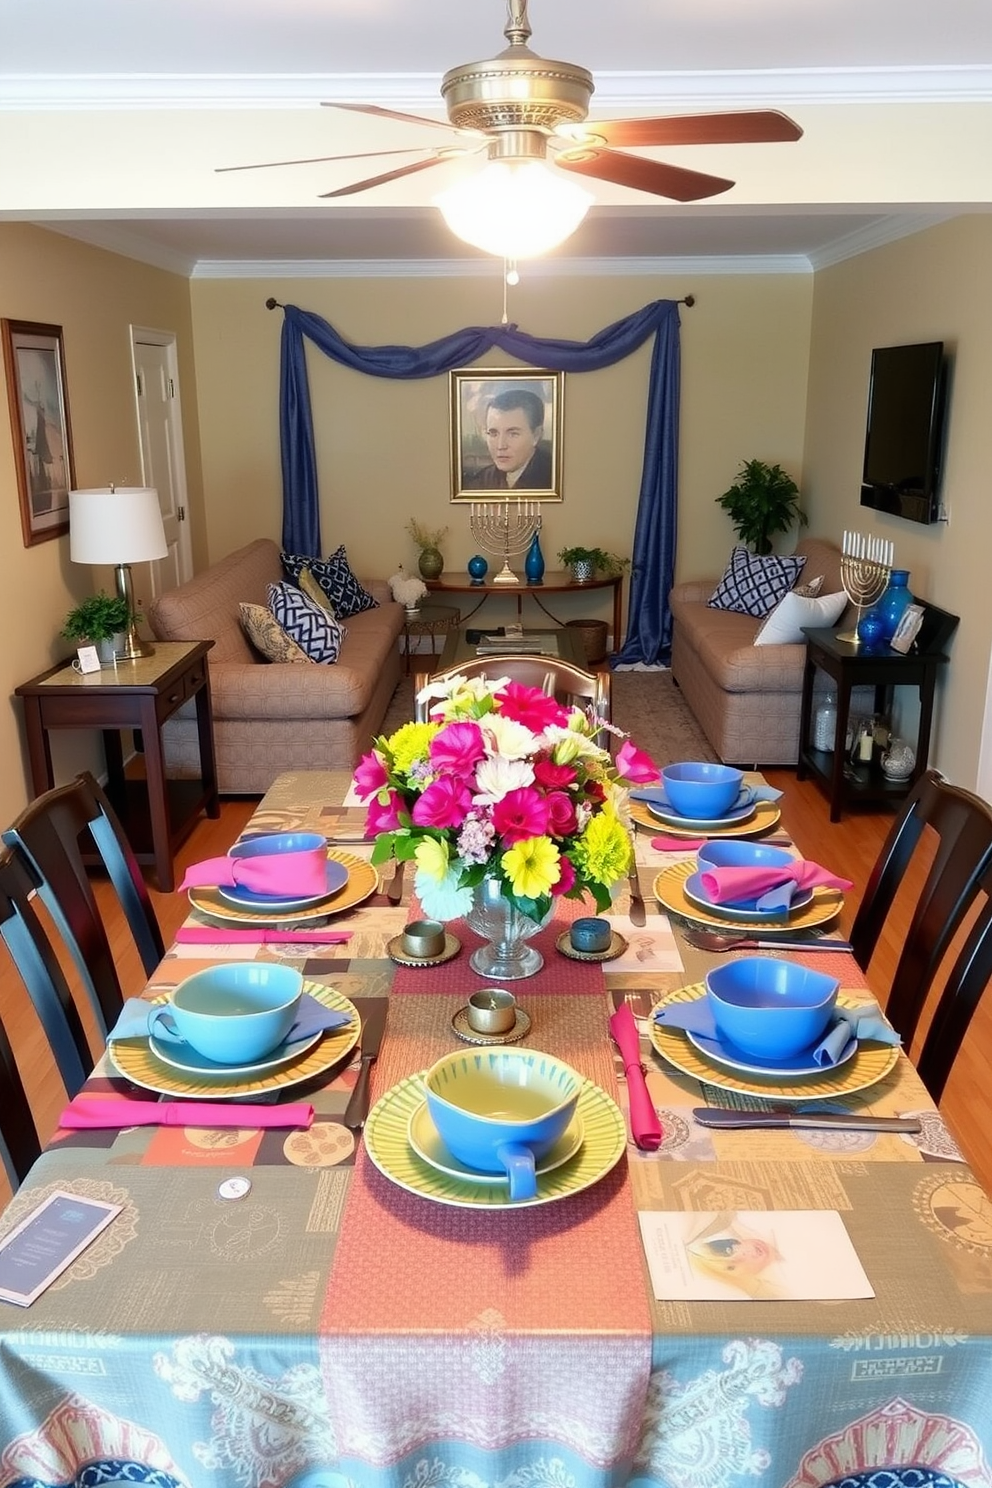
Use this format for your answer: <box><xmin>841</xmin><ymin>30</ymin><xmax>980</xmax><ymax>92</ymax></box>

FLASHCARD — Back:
<box><xmin>465</xmin><ymin>874</ymin><xmax>552</xmax><ymax>981</ymax></box>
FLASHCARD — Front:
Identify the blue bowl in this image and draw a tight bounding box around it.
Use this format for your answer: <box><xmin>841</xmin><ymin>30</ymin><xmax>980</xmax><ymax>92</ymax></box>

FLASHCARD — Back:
<box><xmin>696</xmin><ymin>840</ymin><xmax>793</xmax><ymax>872</ymax></box>
<box><xmin>704</xmin><ymin>957</ymin><xmax>839</xmax><ymax>1060</ymax></box>
<box><xmin>229</xmin><ymin>832</ymin><xmax>327</xmax><ymax>860</ymax></box>
<box><xmin>662</xmin><ymin>762</ymin><xmax>744</xmax><ymax>820</ymax></box>
<box><xmin>148</xmin><ymin>962</ymin><xmax>304</xmax><ymax>1065</ymax></box>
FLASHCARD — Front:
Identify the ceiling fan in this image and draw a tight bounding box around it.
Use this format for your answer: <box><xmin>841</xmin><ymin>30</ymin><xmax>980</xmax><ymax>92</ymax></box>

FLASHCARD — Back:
<box><xmin>219</xmin><ymin>0</ymin><xmax>802</xmax><ymax>255</ymax></box>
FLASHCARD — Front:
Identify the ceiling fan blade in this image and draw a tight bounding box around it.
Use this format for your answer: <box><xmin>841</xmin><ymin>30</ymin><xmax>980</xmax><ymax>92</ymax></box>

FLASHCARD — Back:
<box><xmin>322</xmin><ymin>102</ymin><xmax>458</xmax><ymax>134</ymax></box>
<box><xmin>318</xmin><ymin>153</ymin><xmax>451</xmax><ymax>199</ymax></box>
<box><xmin>555</xmin><ymin>146</ymin><xmax>734</xmax><ymax>203</ymax></box>
<box><xmin>580</xmin><ymin>110</ymin><xmax>803</xmax><ymax>149</ymax></box>
<box><xmin>217</xmin><ymin>146</ymin><xmax>438</xmax><ymax>175</ymax></box>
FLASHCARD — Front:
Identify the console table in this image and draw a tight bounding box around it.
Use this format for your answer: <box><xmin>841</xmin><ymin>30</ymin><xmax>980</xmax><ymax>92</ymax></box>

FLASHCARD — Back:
<box><xmin>796</xmin><ymin>625</ymin><xmax>951</xmax><ymax>821</ymax></box>
<box><xmin>15</xmin><ymin>640</ymin><xmax>219</xmax><ymax>891</ymax></box>
<box><xmin>427</xmin><ymin>570</ymin><xmax>623</xmax><ymax>648</ymax></box>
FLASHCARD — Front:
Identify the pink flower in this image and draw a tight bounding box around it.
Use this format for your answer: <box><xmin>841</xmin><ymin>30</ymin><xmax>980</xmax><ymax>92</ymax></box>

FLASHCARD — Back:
<box><xmin>615</xmin><ymin>739</ymin><xmax>659</xmax><ymax>784</ymax></box>
<box><xmin>412</xmin><ymin>776</ymin><xmax>475</xmax><ymax>830</ymax></box>
<box><xmin>552</xmin><ymin>856</ymin><xmax>576</xmax><ymax>896</ymax></box>
<box><xmin>496</xmin><ymin>681</ymin><xmax>568</xmax><ymax>733</ymax></box>
<box><xmin>545</xmin><ymin>789</ymin><xmax>578</xmax><ymax>837</ymax></box>
<box><xmin>353</xmin><ymin>749</ymin><xmax>388</xmax><ymax>801</ymax></box>
<box><xmin>429</xmin><ymin>720</ymin><xmax>486</xmax><ymax>776</ymax></box>
<box><xmin>533</xmin><ymin>758</ymin><xmax>577</xmax><ymax>789</ymax></box>
<box><xmin>492</xmin><ymin>787</ymin><xmax>551</xmax><ymax>844</ymax></box>
<box><xmin>366</xmin><ymin>791</ymin><xmax>404</xmax><ymax>835</ymax></box>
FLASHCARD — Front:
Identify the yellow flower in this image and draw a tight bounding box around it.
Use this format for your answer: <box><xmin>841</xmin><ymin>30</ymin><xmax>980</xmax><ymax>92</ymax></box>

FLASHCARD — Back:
<box><xmin>387</xmin><ymin>720</ymin><xmax>437</xmax><ymax>775</ymax></box>
<box><xmin>570</xmin><ymin>809</ymin><xmax>632</xmax><ymax>887</ymax></box>
<box><xmin>414</xmin><ymin>836</ymin><xmax>450</xmax><ymax>881</ymax></box>
<box><xmin>502</xmin><ymin>836</ymin><xmax>561</xmax><ymax>899</ymax></box>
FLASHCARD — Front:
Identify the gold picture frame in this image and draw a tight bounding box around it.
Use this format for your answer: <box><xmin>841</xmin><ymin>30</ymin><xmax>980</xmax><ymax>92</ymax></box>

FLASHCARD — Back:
<box><xmin>450</xmin><ymin>368</ymin><xmax>563</xmax><ymax>502</ymax></box>
<box><xmin>2</xmin><ymin>319</ymin><xmax>76</xmax><ymax>547</ymax></box>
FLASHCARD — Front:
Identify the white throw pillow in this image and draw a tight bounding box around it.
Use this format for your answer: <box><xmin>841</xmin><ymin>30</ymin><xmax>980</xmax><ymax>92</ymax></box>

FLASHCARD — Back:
<box><xmin>754</xmin><ymin>589</ymin><xmax>848</xmax><ymax>646</ymax></box>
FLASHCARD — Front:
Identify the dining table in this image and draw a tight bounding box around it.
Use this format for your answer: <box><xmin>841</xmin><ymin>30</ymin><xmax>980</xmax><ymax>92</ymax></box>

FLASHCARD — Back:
<box><xmin>1</xmin><ymin>768</ymin><xmax>991</xmax><ymax>1488</ymax></box>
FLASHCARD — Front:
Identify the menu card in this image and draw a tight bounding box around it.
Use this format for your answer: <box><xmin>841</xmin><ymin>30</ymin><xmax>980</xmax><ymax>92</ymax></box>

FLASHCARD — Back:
<box><xmin>0</xmin><ymin>1191</ymin><xmax>122</xmax><ymax>1307</ymax></box>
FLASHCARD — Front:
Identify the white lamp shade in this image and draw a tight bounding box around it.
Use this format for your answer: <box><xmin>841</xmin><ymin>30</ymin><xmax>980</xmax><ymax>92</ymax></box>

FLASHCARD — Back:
<box><xmin>434</xmin><ymin>160</ymin><xmax>593</xmax><ymax>260</ymax></box>
<box><xmin>69</xmin><ymin>487</ymin><xmax>168</xmax><ymax>565</ymax></box>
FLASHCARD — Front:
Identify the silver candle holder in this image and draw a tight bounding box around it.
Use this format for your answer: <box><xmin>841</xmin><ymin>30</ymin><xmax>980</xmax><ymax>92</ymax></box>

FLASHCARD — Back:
<box><xmin>469</xmin><ymin>500</ymin><xmax>541</xmax><ymax>586</ymax></box>
<box><xmin>837</xmin><ymin>529</ymin><xmax>893</xmax><ymax>645</ymax></box>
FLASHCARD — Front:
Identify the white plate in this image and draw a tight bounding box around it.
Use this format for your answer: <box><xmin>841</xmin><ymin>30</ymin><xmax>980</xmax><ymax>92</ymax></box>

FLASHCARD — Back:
<box><xmin>682</xmin><ymin>870</ymin><xmax>813</xmax><ymax>923</ymax></box>
<box><xmin>684</xmin><ymin>1024</ymin><xmax>857</xmax><ymax>1078</ymax></box>
<box><xmin>646</xmin><ymin>799</ymin><xmax>756</xmax><ymax>831</ymax></box>
<box><xmin>407</xmin><ymin>1101</ymin><xmax>585</xmax><ymax>1184</ymax></box>
<box><xmin>217</xmin><ymin>858</ymin><xmax>349</xmax><ymax>912</ymax></box>
<box><xmin>148</xmin><ymin>1028</ymin><xmax>322</xmax><ymax>1077</ymax></box>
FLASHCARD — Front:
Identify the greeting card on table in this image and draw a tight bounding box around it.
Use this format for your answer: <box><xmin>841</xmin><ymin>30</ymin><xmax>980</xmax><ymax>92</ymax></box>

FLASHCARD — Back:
<box><xmin>606</xmin><ymin>916</ymin><xmax>683</xmax><ymax>974</ymax></box>
<box><xmin>637</xmin><ymin>1209</ymin><xmax>874</xmax><ymax>1302</ymax></box>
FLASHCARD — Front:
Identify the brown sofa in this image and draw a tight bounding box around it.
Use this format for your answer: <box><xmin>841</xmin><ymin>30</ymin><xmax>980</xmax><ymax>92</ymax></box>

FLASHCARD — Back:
<box><xmin>669</xmin><ymin>536</ymin><xmax>858</xmax><ymax>766</ymax></box>
<box><xmin>148</xmin><ymin>538</ymin><xmax>404</xmax><ymax>793</ymax></box>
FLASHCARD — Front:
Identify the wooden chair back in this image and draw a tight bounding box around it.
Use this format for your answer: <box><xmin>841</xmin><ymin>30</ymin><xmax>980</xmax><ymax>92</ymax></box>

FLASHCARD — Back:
<box><xmin>414</xmin><ymin>657</ymin><xmax>611</xmax><ymax>733</ymax></box>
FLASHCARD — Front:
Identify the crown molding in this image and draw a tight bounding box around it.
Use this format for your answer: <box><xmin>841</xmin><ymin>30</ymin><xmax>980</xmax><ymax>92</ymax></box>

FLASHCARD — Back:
<box><xmin>3</xmin><ymin>65</ymin><xmax>992</xmax><ymax>111</ymax></box>
<box><xmin>191</xmin><ymin>253</ymin><xmax>811</xmax><ymax>279</ymax></box>
<box><xmin>806</xmin><ymin>211</ymin><xmax>955</xmax><ymax>268</ymax></box>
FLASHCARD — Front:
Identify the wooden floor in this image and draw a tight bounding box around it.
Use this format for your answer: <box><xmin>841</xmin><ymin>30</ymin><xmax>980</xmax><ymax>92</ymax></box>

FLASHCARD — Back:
<box><xmin>2</xmin><ymin>769</ymin><xmax>990</xmax><ymax>1207</ymax></box>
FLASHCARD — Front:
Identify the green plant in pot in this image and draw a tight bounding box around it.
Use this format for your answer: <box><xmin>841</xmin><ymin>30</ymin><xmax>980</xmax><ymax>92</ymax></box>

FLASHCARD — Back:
<box><xmin>407</xmin><ymin>519</ymin><xmax>448</xmax><ymax>581</ymax></box>
<box><xmin>62</xmin><ymin>591</ymin><xmax>131</xmax><ymax>661</ymax></box>
<box><xmin>557</xmin><ymin>546</ymin><xmax>630</xmax><ymax>583</ymax></box>
<box><xmin>715</xmin><ymin>459</ymin><xmax>807</xmax><ymax>555</ymax></box>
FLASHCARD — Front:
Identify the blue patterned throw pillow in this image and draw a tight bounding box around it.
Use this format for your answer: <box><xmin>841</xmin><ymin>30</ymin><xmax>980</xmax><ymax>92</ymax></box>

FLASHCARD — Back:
<box><xmin>268</xmin><ymin>582</ymin><xmax>345</xmax><ymax>663</ymax></box>
<box><xmin>707</xmin><ymin>546</ymin><xmax>807</xmax><ymax>617</ymax></box>
<box><xmin>281</xmin><ymin>545</ymin><xmax>378</xmax><ymax>619</ymax></box>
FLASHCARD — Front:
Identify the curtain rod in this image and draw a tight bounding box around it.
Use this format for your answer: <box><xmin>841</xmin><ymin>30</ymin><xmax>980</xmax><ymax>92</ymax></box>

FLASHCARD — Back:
<box><xmin>266</xmin><ymin>293</ymin><xmax>694</xmax><ymax>309</ymax></box>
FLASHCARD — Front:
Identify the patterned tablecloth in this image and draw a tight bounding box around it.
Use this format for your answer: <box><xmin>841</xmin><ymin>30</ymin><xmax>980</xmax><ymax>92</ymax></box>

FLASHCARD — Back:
<box><xmin>0</xmin><ymin>769</ymin><xmax>991</xmax><ymax>1488</ymax></box>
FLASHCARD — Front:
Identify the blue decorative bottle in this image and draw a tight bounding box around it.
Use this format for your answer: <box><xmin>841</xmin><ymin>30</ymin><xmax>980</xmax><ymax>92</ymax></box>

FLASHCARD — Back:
<box><xmin>467</xmin><ymin>554</ymin><xmax>488</xmax><ymax>584</ymax></box>
<box><xmin>873</xmin><ymin>569</ymin><xmax>913</xmax><ymax>643</ymax></box>
<box><xmin>524</xmin><ymin>528</ymin><xmax>545</xmax><ymax>584</ymax></box>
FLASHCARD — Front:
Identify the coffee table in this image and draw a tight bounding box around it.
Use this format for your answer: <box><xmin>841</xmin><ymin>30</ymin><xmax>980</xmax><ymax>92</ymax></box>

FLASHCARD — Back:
<box><xmin>437</xmin><ymin>625</ymin><xmax>587</xmax><ymax>673</ymax></box>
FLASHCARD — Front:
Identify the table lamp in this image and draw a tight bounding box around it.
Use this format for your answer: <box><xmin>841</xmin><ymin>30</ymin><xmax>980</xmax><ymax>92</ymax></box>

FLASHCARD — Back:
<box><xmin>69</xmin><ymin>486</ymin><xmax>168</xmax><ymax>661</ymax></box>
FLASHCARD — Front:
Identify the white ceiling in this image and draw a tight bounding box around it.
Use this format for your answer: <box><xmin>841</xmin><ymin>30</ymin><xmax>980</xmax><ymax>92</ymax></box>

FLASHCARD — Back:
<box><xmin>3</xmin><ymin>0</ymin><xmax>992</xmax><ymax>276</ymax></box>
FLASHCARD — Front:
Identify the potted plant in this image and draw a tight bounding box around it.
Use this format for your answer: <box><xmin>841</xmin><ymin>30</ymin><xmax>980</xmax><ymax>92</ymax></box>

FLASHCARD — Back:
<box><xmin>715</xmin><ymin>459</ymin><xmax>807</xmax><ymax>554</ymax></box>
<box><xmin>557</xmin><ymin>546</ymin><xmax>630</xmax><ymax>583</ymax></box>
<box><xmin>61</xmin><ymin>591</ymin><xmax>131</xmax><ymax>662</ymax></box>
<box><xmin>407</xmin><ymin>519</ymin><xmax>448</xmax><ymax>581</ymax></box>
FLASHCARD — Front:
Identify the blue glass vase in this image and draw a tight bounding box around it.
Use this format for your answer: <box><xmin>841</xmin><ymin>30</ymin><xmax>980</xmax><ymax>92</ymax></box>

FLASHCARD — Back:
<box><xmin>873</xmin><ymin>569</ymin><xmax>913</xmax><ymax>643</ymax></box>
<box><xmin>524</xmin><ymin>529</ymin><xmax>545</xmax><ymax>584</ymax></box>
<box><xmin>467</xmin><ymin>554</ymin><xmax>488</xmax><ymax>584</ymax></box>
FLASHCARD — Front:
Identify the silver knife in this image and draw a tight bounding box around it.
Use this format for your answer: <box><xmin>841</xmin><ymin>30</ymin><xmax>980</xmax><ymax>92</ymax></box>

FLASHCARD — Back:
<box><xmin>693</xmin><ymin>1106</ymin><xmax>922</xmax><ymax>1133</ymax></box>
<box><xmin>343</xmin><ymin>999</ymin><xmax>389</xmax><ymax>1131</ymax></box>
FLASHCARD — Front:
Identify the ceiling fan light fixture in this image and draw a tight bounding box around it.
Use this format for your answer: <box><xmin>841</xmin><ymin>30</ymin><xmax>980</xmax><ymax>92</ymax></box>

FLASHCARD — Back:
<box><xmin>434</xmin><ymin>158</ymin><xmax>592</xmax><ymax>260</ymax></box>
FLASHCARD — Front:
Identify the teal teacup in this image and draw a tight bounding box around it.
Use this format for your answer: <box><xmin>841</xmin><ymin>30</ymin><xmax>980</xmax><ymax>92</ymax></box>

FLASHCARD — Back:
<box><xmin>147</xmin><ymin>963</ymin><xmax>304</xmax><ymax>1065</ymax></box>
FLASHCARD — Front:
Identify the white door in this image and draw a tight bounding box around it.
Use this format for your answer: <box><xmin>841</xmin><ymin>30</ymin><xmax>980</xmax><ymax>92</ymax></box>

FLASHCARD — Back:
<box><xmin>130</xmin><ymin>328</ymin><xmax>193</xmax><ymax>596</ymax></box>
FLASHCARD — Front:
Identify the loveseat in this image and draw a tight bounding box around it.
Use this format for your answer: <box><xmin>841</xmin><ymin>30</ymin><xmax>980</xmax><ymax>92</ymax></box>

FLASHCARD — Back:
<box><xmin>148</xmin><ymin>538</ymin><xmax>404</xmax><ymax>794</ymax></box>
<box><xmin>669</xmin><ymin>536</ymin><xmax>856</xmax><ymax>766</ymax></box>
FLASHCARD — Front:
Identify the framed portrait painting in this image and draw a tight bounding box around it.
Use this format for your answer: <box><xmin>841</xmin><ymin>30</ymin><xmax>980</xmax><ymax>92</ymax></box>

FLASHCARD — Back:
<box><xmin>450</xmin><ymin>368</ymin><xmax>563</xmax><ymax>502</ymax></box>
<box><xmin>2</xmin><ymin>319</ymin><xmax>76</xmax><ymax>546</ymax></box>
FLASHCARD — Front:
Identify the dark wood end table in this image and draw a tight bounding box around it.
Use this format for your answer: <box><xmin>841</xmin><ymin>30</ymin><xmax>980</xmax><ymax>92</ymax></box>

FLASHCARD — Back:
<box><xmin>15</xmin><ymin>640</ymin><xmax>219</xmax><ymax>890</ymax></box>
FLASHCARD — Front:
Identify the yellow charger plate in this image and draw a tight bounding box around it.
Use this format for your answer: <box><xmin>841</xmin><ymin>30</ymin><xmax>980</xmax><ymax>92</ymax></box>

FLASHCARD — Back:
<box><xmin>630</xmin><ymin>798</ymin><xmax>781</xmax><ymax>839</ymax></box>
<box><xmin>188</xmin><ymin>849</ymin><xmax>378</xmax><ymax>927</ymax></box>
<box><xmin>107</xmin><ymin>981</ymin><xmax>361</xmax><ymax>1099</ymax></box>
<box><xmin>653</xmin><ymin>860</ymin><xmax>843</xmax><ymax>933</ymax></box>
<box><xmin>649</xmin><ymin>984</ymin><xmax>900</xmax><ymax>1101</ymax></box>
<box><xmin>364</xmin><ymin>1071</ymin><xmax>626</xmax><ymax>1209</ymax></box>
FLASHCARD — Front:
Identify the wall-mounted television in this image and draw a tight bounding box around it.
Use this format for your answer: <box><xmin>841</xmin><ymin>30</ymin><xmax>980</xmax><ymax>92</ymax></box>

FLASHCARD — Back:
<box><xmin>860</xmin><ymin>341</ymin><xmax>947</xmax><ymax>525</ymax></box>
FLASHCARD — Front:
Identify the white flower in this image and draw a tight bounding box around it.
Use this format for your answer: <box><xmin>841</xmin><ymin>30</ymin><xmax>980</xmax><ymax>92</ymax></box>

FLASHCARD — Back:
<box><xmin>414</xmin><ymin>864</ymin><xmax>474</xmax><ymax>920</ymax></box>
<box><xmin>483</xmin><ymin>712</ymin><xmax>536</xmax><ymax>760</ymax></box>
<box><xmin>474</xmin><ymin>755</ymin><xmax>534</xmax><ymax>804</ymax></box>
<box><xmin>545</xmin><ymin>724</ymin><xmax>610</xmax><ymax>766</ymax></box>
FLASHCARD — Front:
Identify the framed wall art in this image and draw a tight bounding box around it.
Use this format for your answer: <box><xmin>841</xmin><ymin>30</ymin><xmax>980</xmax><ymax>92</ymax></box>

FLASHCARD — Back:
<box><xmin>2</xmin><ymin>319</ymin><xmax>76</xmax><ymax>546</ymax></box>
<box><xmin>450</xmin><ymin>368</ymin><xmax>563</xmax><ymax>502</ymax></box>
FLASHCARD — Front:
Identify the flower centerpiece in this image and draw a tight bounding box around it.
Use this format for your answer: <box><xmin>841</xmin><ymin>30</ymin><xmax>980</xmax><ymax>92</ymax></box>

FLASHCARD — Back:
<box><xmin>353</xmin><ymin>673</ymin><xmax>658</xmax><ymax>978</ymax></box>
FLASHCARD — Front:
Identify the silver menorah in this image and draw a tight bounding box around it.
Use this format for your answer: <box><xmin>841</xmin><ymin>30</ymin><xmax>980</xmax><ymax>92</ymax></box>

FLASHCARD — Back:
<box><xmin>469</xmin><ymin>499</ymin><xmax>541</xmax><ymax>585</ymax></box>
<box><xmin>837</xmin><ymin>529</ymin><xmax>894</xmax><ymax>644</ymax></box>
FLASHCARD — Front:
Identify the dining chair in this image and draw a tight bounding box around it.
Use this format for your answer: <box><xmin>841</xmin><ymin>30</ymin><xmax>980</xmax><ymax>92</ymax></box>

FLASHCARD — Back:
<box><xmin>850</xmin><ymin>768</ymin><xmax>992</xmax><ymax>1091</ymax></box>
<box><xmin>414</xmin><ymin>656</ymin><xmax>612</xmax><ymax>735</ymax></box>
<box><xmin>2</xmin><ymin>771</ymin><xmax>165</xmax><ymax>1039</ymax></box>
<box><xmin>0</xmin><ymin>844</ymin><xmax>91</xmax><ymax>1115</ymax></box>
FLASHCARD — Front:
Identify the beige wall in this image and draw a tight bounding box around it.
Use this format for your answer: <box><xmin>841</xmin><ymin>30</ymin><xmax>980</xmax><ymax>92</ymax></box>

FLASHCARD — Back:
<box><xmin>803</xmin><ymin>216</ymin><xmax>992</xmax><ymax>787</ymax></box>
<box><xmin>0</xmin><ymin>224</ymin><xmax>202</xmax><ymax>824</ymax></box>
<box><xmin>189</xmin><ymin>270</ymin><xmax>813</xmax><ymax>632</ymax></box>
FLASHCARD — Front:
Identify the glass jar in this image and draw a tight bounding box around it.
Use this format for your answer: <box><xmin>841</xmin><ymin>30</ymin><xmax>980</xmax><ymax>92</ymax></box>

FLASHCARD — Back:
<box><xmin>813</xmin><ymin>691</ymin><xmax>838</xmax><ymax>752</ymax></box>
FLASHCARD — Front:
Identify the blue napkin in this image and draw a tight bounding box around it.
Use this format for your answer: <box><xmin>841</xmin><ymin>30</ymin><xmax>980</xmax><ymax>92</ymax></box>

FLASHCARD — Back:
<box><xmin>109</xmin><ymin>992</ymin><xmax>349</xmax><ymax>1044</ymax></box>
<box><xmin>654</xmin><ymin>996</ymin><xmax>899</xmax><ymax>1068</ymax></box>
<box><xmin>630</xmin><ymin>783</ymin><xmax>783</xmax><ymax>810</ymax></box>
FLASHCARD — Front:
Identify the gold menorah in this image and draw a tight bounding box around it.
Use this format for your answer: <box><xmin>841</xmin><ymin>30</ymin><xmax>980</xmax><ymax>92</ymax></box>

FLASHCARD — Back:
<box><xmin>837</xmin><ymin>530</ymin><xmax>893</xmax><ymax>645</ymax></box>
<box><xmin>469</xmin><ymin>499</ymin><xmax>541</xmax><ymax>585</ymax></box>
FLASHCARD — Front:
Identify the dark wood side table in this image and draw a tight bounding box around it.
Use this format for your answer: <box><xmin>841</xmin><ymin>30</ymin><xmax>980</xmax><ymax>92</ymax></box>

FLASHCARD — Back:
<box><xmin>15</xmin><ymin>640</ymin><xmax>219</xmax><ymax>891</ymax></box>
<box><xmin>796</xmin><ymin>626</ymin><xmax>950</xmax><ymax>821</ymax></box>
<box><xmin>427</xmin><ymin>570</ymin><xmax>623</xmax><ymax>648</ymax></box>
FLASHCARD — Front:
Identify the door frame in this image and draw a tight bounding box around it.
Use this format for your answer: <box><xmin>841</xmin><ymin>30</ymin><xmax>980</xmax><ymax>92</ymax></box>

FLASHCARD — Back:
<box><xmin>128</xmin><ymin>324</ymin><xmax>193</xmax><ymax>589</ymax></box>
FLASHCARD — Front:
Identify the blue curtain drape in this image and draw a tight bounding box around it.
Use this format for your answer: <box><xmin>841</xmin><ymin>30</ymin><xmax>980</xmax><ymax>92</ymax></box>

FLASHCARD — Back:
<box><xmin>275</xmin><ymin>298</ymin><xmax>682</xmax><ymax>664</ymax></box>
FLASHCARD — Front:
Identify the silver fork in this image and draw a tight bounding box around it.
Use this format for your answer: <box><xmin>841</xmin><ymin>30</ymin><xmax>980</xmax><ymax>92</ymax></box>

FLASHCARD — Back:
<box><xmin>627</xmin><ymin>867</ymin><xmax>646</xmax><ymax>927</ymax></box>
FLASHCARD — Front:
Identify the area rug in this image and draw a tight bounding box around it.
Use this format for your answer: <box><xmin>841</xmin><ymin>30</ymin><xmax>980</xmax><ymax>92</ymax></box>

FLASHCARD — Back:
<box><xmin>379</xmin><ymin>668</ymin><xmax>717</xmax><ymax>768</ymax></box>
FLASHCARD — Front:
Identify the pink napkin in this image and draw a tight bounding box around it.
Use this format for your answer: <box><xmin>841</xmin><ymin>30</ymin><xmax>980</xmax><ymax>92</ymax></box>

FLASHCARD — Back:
<box><xmin>652</xmin><ymin>835</ymin><xmax>706</xmax><ymax>851</ymax></box>
<box><xmin>178</xmin><ymin>850</ymin><xmax>328</xmax><ymax>896</ymax></box>
<box><xmin>698</xmin><ymin>860</ymin><xmax>853</xmax><ymax>911</ymax></box>
<box><xmin>58</xmin><ymin>1097</ymin><xmax>314</xmax><ymax>1130</ymax></box>
<box><xmin>608</xmin><ymin>1002</ymin><xmax>663</xmax><ymax>1151</ymax></box>
<box><xmin>175</xmin><ymin>926</ymin><xmax>352</xmax><ymax>945</ymax></box>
